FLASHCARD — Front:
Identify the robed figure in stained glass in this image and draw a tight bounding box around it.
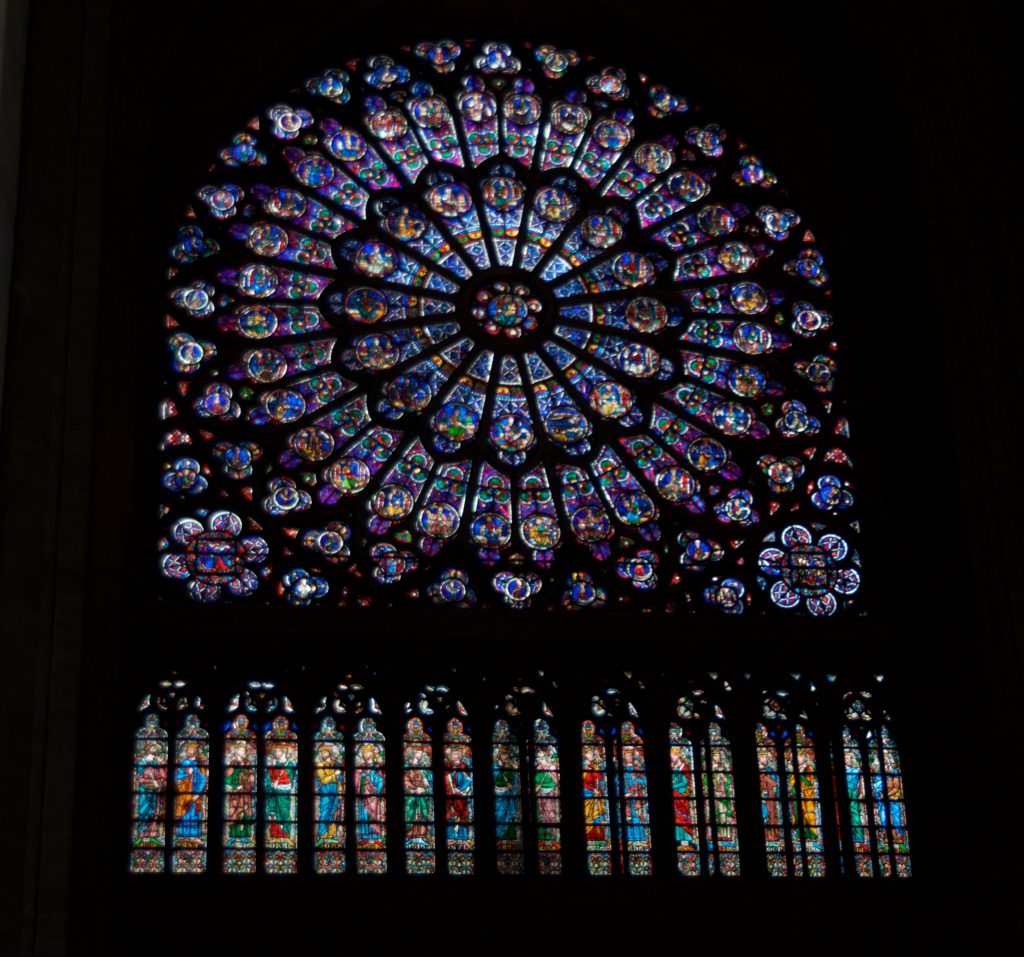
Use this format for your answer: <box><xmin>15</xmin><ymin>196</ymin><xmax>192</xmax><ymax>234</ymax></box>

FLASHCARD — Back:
<box><xmin>175</xmin><ymin>739</ymin><xmax>207</xmax><ymax>840</ymax></box>
<box><xmin>445</xmin><ymin>750</ymin><xmax>473</xmax><ymax>846</ymax></box>
<box><xmin>315</xmin><ymin>744</ymin><xmax>343</xmax><ymax>842</ymax></box>
<box><xmin>224</xmin><ymin>719</ymin><xmax>256</xmax><ymax>846</ymax></box>
<box><xmin>134</xmin><ymin>741</ymin><xmax>167</xmax><ymax>843</ymax></box>
<box><xmin>670</xmin><ymin>743</ymin><xmax>696</xmax><ymax>849</ymax></box>
<box><xmin>582</xmin><ymin>748</ymin><xmax>609</xmax><ymax>847</ymax></box>
<box><xmin>404</xmin><ymin>740</ymin><xmax>434</xmax><ymax>849</ymax></box>
<box><xmin>492</xmin><ymin>740</ymin><xmax>520</xmax><ymax>847</ymax></box>
<box><xmin>266</xmin><ymin>743</ymin><xmax>297</xmax><ymax>841</ymax></box>
<box><xmin>355</xmin><ymin>744</ymin><xmax>386</xmax><ymax>846</ymax></box>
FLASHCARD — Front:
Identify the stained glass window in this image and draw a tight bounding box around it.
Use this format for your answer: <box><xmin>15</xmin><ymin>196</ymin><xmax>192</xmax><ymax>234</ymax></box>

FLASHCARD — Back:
<box><xmin>670</xmin><ymin>679</ymin><xmax>740</xmax><ymax>876</ymax></box>
<box><xmin>158</xmin><ymin>38</ymin><xmax>859</xmax><ymax>616</ymax></box>
<box><xmin>444</xmin><ymin>717</ymin><xmax>476</xmax><ymax>874</ymax></box>
<box><xmin>403</xmin><ymin>716</ymin><xmax>436</xmax><ymax>874</ymax></box>
<box><xmin>313</xmin><ymin>716</ymin><xmax>346</xmax><ymax>873</ymax></box>
<box><xmin>532</xmin><ymin>719</ymin><xmax>563</xmax><ymax>875</ymax></box>
<box><xmin>492</xmin><ymin>720</ymin><xmax>524</xmax><ymax>873</ymax></box>
<box><xmin>264</xmin><ymin>715</ymin><xmax>299</xmax><ymax>874</ymax></box>
<box><xmin>127</xmin><ymin>670</ymin><xmax>913</xmax><ymax>877</ymax></box>
<box><xmin>582</xmin><ymin>682</ymin><xmax>652</xmax><ymax>876</ymax></box>
<box><xmin>130</xmin><ymin>715</ymin><xmax>168</xmax><ymax>874</ymax></box>
<box><xmin>130</xmin><ymin>679</ymin><xmax>207</xmax><ymax>874</ymax></box>
<box><xmin>222</xmin><ymin>682</ymin><xmax>296</xmax><ymax>874</ymax></box>
<box><xmin>701</xmin><ymin>723</ymin><xmax>740</xmax><ymax>876</ymax></box>
<box><xmin>842</xmin><ymin>690</ymin><xmax>911</xmax><ymax>877</ymax></box>
<box><xmin>172</xmin><ymin>713</ymin><xmax>210</xmax><ymax>873</ymax></box>
<box><xmin>401</xmin><ymin>686</ymin><xmax>475</xmax><ymax>874</ymax></box>
<box><xmin>756</xmin><ymin>691</ymin><xmax>825</xmax><ymax>877</ymax></box>
<box><xmin>581</xmin><ymin>719</ymin><xmax>613</xmax><ymax>875</ymax></box>
<box><xmin>493</xmin><ymin>681</ymin><xmax>563</xmax><ymax>875</ymax></box>
<box><xmin>223</xmin><ymin>714</ymin><xmax>258</xmax><ymax>873</ymax></box>
<box><xmin>353</xmin><ymin>716</ymin><xmax>388</xmax><ymax>874</ymax></box>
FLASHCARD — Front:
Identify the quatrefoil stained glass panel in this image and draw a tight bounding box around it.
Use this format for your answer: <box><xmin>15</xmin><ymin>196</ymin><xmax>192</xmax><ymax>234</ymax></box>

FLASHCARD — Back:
<box><xmin>158</xmin><ymin>39</ymin><xmax>859</xmax><ymax>613</ymax></box>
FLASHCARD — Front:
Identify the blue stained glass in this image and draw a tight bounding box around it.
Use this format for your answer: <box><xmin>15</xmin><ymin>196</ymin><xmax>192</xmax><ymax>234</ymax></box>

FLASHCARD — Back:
<box><xmin>160</xmin><ymin>39</ymin><xmax>859</xmax><ymax>614</ymax></box>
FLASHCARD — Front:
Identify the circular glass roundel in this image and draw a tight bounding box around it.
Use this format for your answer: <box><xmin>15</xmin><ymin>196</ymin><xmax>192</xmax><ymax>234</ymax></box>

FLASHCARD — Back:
<box><xmin>159</xmin><ymin>39</ymin><xmax>859</xmax><ymax>615</ymax></box>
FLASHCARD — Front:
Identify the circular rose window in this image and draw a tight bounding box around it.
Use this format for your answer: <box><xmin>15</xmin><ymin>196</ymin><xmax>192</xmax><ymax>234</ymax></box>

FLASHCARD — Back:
<box><xmin>159</xmin><ymin>39</ymin><xmax>859</xmax><ymax>614</ymax></box>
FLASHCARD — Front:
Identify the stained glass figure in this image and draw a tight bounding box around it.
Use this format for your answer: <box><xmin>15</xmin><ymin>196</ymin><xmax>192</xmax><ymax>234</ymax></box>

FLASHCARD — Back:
<box><xmin>533</xmin><ymin>719</ymin><xmax>562</xmax><ymax>875</ymax></box>
<box><xmin>130</xmin><ymin>714</ymin><xmax>168</xmax><ymax>873</ymax></box>
<box><xmin>756</xmin><ymin>700</ymin><xmax>826</xmax><ymax>877</ymax></box>
<box><xmin>843</xmin><ymin>691</ymin><xmax>911</xmax><ymax>877</ymax></box>
<box><xmin>223</xmin><ymin>713</ymin><xmax>258</xmax><ymax>874</ymax></box>
<box><xmin>263</xmin><ymin>715</ymin><xmax>299</xmax><ymax>874</ymax></box>
<box><xmin>669</xmin><ymin>723</ymin><xmax>699</xmax><ymax>875</ymax></box>
<box><xmin>313</xmin><ymin>716</ymin><xmax>346</xmax><ymax>873</ymax></box>
<box><xmin>701</xmin><ymin>723</ymin><xmax>740</xmax><ymax>876</ymax></box>
<box><xmin>403</xmin><ymin>716</ymin><xmax>436</xmax><ymax>874</ymax></box>
<box><xmin>669</xmin><ymin>680</ymin><xmax>742</xmax><ymax>877</ymax></box>
<box><xmin>353</xmin><ymin>717</ymin><xmax>388</xmax><ymax>874</ymax></box>
<box><xmin>493</xmin><ymin>680</ymin><xmax>563</xmax><ymax>876</ymax></box>
<box><xmin>581</xmin><ymin>720</ymin><xmax>612</xmax><ymax>876</ymax></box>
<box><xmin>492</xmin><ymin>720</ymin><xmax>524</xmax><ymax>874</ymax></box>
<box><xmin>172</xmin><ymin>713</ymin><xmax>209</xmax><ymax>873</ymax></box>
<box><xmin>618</xmin><ymin>722</ymin><xmax>652</xmax><ymax>875</ymax></box>
<box><xmin>159</xmin><ymin>39</ymin><xmax>859</xmax><ymax>615</ymax></box>
<box><xmin>444</xmin><ymin>717</ymin><xmax>476</xmax><ymax>874</ymax></box>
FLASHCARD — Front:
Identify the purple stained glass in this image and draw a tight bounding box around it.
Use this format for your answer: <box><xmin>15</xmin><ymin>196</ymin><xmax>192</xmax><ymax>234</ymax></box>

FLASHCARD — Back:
<box><xmin>159</xmin><ymin>39</ymin><xmax>859</xmax><ymax>613</ymax></box>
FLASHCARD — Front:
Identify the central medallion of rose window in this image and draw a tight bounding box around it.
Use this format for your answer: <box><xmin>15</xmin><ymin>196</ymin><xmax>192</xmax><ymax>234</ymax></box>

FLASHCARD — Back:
<box><xmin>472</xmin><ymin>280</ymin><xmax>541</xmax><ymax>339</ymax></box>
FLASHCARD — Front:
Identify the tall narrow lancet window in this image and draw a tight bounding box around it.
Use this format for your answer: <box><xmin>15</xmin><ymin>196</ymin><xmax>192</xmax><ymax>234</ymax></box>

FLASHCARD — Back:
<box><xmin>172</xmin><ymin>713</ymin><xmax>210</xmax><ymax>873</ymax></box>
<box><xmin>402</xmin><ymin>686</ymin><xmax>475</xmax><ymax>875</ymax></box>
<box><xmin>312</xmin><ymin>680</ymin><xmax>386</xmax><ymax>873</ymax></box>
<box><xmin>130</xmin><ymin>715</ymin><xmax>168</xmax><ymax>873</ymax></box>
<box><xmin>130</xmin><ymin>678</ymin><xmax>206</xmax><ymax>873</ymax></box>
<box><xmin>444</xmin><ymin>717</ymin><xmax>476</xmax><ymax>874</ymax></box>
<box><xmin>492</xmin><ymin>721</ymin><xmax>524</xmax><ymax>873</ymax></box>
<box><xmin>583</xmin><ymin>684</ymin><xmax>652</xmax><ymax>876</ymax></box>
<box><xmin>670</xmin><ymin>677</ymin><xmax>740</xmax><ymax>876</ymax></box>
<box><xmin>264</xmin><ymin>715</ymin><xmax>299</xmax><ymax>873</ymax></box>
<box><xmin>313</xmin><ymin>716</ymin><xmax>345</xmax><ymax>873</ymax></box>
<box><xmin>842</xmin><ymin>689</ymin><xmax>911</xmax><ymax>877</ymax></box>
<box><xmin>403</xmin><ymin>716</ymin><xmax>436</xmax><ymax>873</ymax></box>
<box><xmin>493</xmin><ymin>682</ymin><xmax>563</xmax><ymax>875</ymax></box>
<box><xmin>353</xmin><ymin>716</ymin><xmax>388</xmax><ymax>874</ymax></box>
<box><xmin>581</xmin><ymin>720</ymin><xmax>613</xmax><ymax>875</ymax></box>
<box><xmin>223</xmin><ymin>681</ymin><xmax>296</xmax><ymax>874</ymax></box>
<box><xmin>756</xmin><ymin>688</ymin><xmax>826</xmax><ymax>877</ymax></box>
<box><xmin>223</xmin><ymin>715</ymin><xmax>257</xmax><ymax>873</ymax></box>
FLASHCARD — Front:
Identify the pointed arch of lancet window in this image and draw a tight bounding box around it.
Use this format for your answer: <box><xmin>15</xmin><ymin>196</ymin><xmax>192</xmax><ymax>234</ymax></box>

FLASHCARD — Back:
<box><xmin>156</xmin><ymin>38</ymin><xmax>861</xmax><ymax>617</ymax></box>
<box><xmin>493</xmin><ymin>677</ymin><xmax>563</xmax><ymax>875</ymax></box>
<box><xmin>130</xmin><ymin>678</ymin><xmax>206</xmax><ymax>874</ymax></box>
<box><xmin>401</xmin><ymin>684</ymin><xmax>476</xmax><ymax>875</ymax></box>
<box><xmin>584</xmin><ymin>677</ymin><xmax>653</xmax><ymax>876</ymax></box>
<box><xmin>755</xmin><ymin>680</ymin><xmax>827</xmax><ymax>877</ymax></box>
<box><xmin>842</xmin><ymin>686</ymin><xmax>912</xmax><ymax>878</ymax></box>
<box><xmin>670</xmin><ymin>674</ymin><xmax>740</xmax><ymax>877</ymax></box>
<box><xmin>222</xmin><ymin>681</ymin><xmax>298</xmax><ymax>874</ymax></box>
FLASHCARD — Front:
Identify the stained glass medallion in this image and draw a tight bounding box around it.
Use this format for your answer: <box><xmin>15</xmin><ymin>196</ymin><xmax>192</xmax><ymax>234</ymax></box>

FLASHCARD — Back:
<box><xmin>159</xmin><ymin>39</ymin><xmax>860</xmax><ymax>613</ymax></box>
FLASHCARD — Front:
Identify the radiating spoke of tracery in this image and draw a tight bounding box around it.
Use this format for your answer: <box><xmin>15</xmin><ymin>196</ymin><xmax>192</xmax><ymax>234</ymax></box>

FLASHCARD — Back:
<box><xmin>158</xmin><ymin>39</ymin><xmax>859</xmax><ymax>614</ymax></box>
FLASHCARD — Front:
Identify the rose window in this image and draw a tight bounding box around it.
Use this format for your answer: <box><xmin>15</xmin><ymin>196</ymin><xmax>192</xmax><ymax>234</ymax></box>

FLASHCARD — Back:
<box><xmin>158</xmin><ymin>39</ymin><xmax>859</xmax><ymax>613</ymax></box>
